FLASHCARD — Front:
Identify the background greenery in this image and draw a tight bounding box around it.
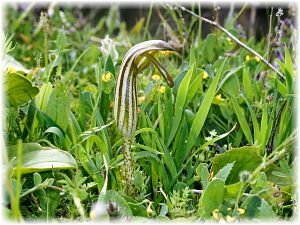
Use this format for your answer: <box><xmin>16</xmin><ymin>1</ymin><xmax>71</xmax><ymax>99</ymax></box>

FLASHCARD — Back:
<box><xmin>2</xmin><ymin>2</ymin><xmax>297</xmax><ymax>222</ymax></box>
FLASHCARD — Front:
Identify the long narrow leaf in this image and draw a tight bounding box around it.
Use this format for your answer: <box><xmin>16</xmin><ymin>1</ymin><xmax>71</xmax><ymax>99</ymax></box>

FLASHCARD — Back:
<box><xmin>167</xmin><ymin>63</ymin><xmax>195</xmax><ymax>146</ymax></box>
<box><xmin>185</xmin><ymin>58</ymin><xmax>227</xmax><ymax>156</ymax></box>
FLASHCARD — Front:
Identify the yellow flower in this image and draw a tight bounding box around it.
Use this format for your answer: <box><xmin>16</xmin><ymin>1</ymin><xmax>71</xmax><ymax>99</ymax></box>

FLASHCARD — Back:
<box><xmin>137</xmin><ymin>107</ymin><xmax>141</xmax><ymax>113</ymax></box>
<box><xmin>212</xmin><ymin>209</ymin><xmax>220</xmax><ymax>221</ymax></box>
<box><xmin>202</xmin><ymin>71</ymin><xmax>209</xmax><ymax>79</ymax></box>
<box><xmin>226</xmin><ymin>215</ymin><xmax>236</xmax><ymax>223</ymax></box>
<box><xmin>102</xmin><ymin>72</ymin><xmax>112</xmax><ymax>82</ymax></box>
<box><xmin>254</xmin><ymin>56</ymin><xmax>260</xmax><ymax>62</ymax></box>
<box><xmin>138</xmin><ymin>96</ymin><xmax>145</xmax><ymax>105</ymax></box>
<box><xmin>7</xmin><ymin>66</ymin><xmax>16</xmax><ymax>74</ymax></box>
<box><xmin>214</xmin><ymin>94</ymin><xmax>225</xmax><ymax>105</ymax></box>
<box><xmin>152</xmin><ymin>74</ymin><xmax>161</xmax><ymax>81</ymax></box>
<box><xmin>159</xmin><ymin>86</ymin><xmax>166</xmax><ymax>94</ymax></box>
<box><xmin>238</xmin><ymin>208</ymin><xmax>245</xmax><ymax>215</ymax></box>
<box><xmin>245</xmin><ymin>55</ymin><xmax>250</xmax><ymax>62</ymax></box>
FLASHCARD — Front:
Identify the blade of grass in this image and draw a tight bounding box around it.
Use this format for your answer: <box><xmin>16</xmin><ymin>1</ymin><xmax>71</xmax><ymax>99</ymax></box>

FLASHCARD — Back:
<box><xmin>167</xmin><ymin>63</ymin><xmax>195</xmax><ymax>146</ymax></box>
<box><xmin>231</xmin><ymin>97</ymin><xmax>253</xmax><ymax>144</ymax></box>
<box><xmin>185</xmin><ymin>58</ymin><xmax>227</xmax><ymax>157</ymax></box>
<box><xmin>243</xmin><ymin>94</ymin><xmax>259</xmax><ymax>143</ymax></box>
<box><xmin>242</xmin><ymin>67</ymin><xmax>253</xmax><ymax>104</ymax></box>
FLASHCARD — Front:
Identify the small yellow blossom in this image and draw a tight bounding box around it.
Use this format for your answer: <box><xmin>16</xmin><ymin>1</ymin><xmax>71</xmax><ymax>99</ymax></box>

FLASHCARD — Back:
<box><xmin>152</xmin><ymin>74</ymin><xmax>161</xmax><ymax>81</ymax></box>
<box><xmin>7</xmin><ymin>66</ymin><xmax>16</xmax><ymax>74</ymax></box>
<box><xmin>159</xmin><ymin>86</ymin><xmax>166</xmax><ymax>94</ymax></box>
<box><xmin>227</xmin><ymin>207</ymin><xmax>232</xmax><ymax>211</ymax></box>
<box><xmin>226</xmin><ymin>215</ymin><xmax>236</xmax><ymax>223</ymax></box>
<box><xmin>102</xmin><ymin>72</ymin><xmax>112</xmax><ymax>82</ymax></box>
<box><xmin>254</xmin><ymin>56</ymin><xmax>260</xmax><ymax>62</ymax></box>
<box><xmin>214</xmin><ymin>94</ymin><xmax>225</xmax><ymax>105</ymax></box>
<box><xmin>245</xmin><ymin>55</ymin><xmax>250</xmax><ymax>62</ymax></box>
<box><xmin>202</xmin><ymin>71</ymin><xmax>209</xmax><ymax>79</ymax></box>
<box><xmin>138</xmin><ymin>96</ymin><xmax>145</xmax><ymax>105</ymax></box>
<box><xmin>238</xmin><ymin>208</ymin><xmax>245</xmax><ymax>215</ymax></box>
<box><xmin>212</xmin><ymin>209</ymin><xmax>220</xmax><ymax>221</ymax></box>
<box><xmin>137</xmin><ymin>107</ymin><xmax>141</xmax><ymax>113</ymax></box>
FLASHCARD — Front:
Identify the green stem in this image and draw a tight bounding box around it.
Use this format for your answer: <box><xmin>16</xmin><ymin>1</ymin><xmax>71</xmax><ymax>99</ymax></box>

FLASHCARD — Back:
<box><xmin>19</xmin><ymin>184</ymin><xmax>64</xmax><ymax>198</ymax></box>
<box><xmin>122</xmin><ymin>138</ymin><xmax>136</xmax><ymax>196</ymax></box>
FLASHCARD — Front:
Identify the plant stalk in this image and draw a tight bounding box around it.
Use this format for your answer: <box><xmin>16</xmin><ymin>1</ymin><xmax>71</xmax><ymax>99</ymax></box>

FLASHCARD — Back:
<box><xmin>122</xmin><ymin>138</ymin><xmax>136</xmax><ymax>196</ymax></box>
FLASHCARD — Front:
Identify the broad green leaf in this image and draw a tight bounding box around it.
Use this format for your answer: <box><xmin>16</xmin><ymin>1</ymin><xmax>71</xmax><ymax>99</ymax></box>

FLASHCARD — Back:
<box><xmin>225</xmin><ymin>182</ymin><xmax>243</xmax><ymax>201</ymax></box>
<box><xmin>4</xmin><ymin>73</ymin><xmax>39</xmax><ymax>107</ymax></box>
<box><xmin>222</xmin><ymin>73</ymin><xmax>240</xmax><ymax>97</ymax></box>
<box><xmin>198</xmin><ymin>178</ymin><xmax>225</xmax><ymax>218</ymax></box>
<box><xmin>7</xmin><ymin>143</ymin><xmax>77</xmax><ymax>174</ymax></box>
<box><xmin>203</xmin><ymin>33</ymin><xmax>217</xmax><ymax>63</ymax></box>
<box><xmin>214</xmin><ymin>162</ymin><xmax>235</xmax><ymax>182</ymax></box>
<box><xmin>167</xmin><ymin>63</ymin><xmax>195</xmax><ymax>146</ymax></box>
<box><xmin>211</xmin><ymin>146</ymin><xmax>262</xmax><ymax>184</ymax></box>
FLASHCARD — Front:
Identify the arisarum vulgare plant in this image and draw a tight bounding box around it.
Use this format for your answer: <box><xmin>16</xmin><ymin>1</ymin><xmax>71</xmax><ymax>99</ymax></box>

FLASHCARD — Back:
<box><xmin>114</xmin><ymin>40</ymin><xmax>175</xmax><ymax>196</ymax></box>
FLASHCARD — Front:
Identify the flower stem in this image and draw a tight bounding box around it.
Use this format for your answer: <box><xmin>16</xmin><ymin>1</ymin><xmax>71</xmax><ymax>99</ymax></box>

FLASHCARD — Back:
<box><xmin>122</xmin><ymin>138</ymin><xmax>136</xmax><ymax>196</ymax></box>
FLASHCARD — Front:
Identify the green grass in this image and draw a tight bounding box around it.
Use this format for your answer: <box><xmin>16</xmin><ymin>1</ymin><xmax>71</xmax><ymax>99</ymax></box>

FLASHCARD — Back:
<box><xmin>2</xmin><ymin>3</ymin><xmax>296</xmax><ymax>222</ymax></box>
